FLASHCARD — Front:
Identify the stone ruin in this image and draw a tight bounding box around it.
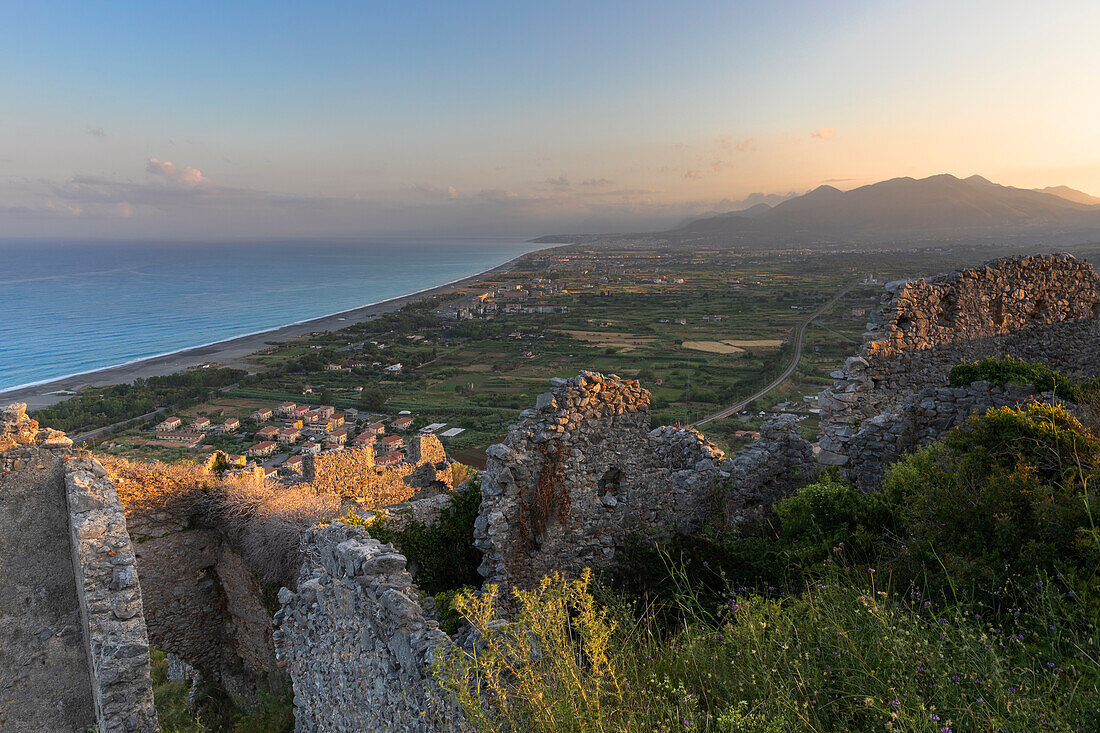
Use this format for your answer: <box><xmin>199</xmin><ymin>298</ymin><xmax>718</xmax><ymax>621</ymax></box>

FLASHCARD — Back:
<box><xmin>120</xmin><ymin>433</ymin><xmax>457</xmax><ymax>704</ymax></box>
<box><xmin>474</xmin><ymin>372</ymin><xmax>813</xmax><ymax>596</ymax></box>
<box><xmin>273</xmin><ymin>523</ymin><xmax>461</xmax><ymax>733</ymax></box>
<box><xmin>817</xmin><ymin>253</ymin><xmax>1100</xmax><ymax>481</ymax></box>
<box><xmin>7</xmin><ymin>253</ymin><xmax>1100</xmax><ymax>732</ymax></box>
<box><xmin>0</xmin><ymin>403</ymin><xmax>157</xmax><ymax>732</ymax></box>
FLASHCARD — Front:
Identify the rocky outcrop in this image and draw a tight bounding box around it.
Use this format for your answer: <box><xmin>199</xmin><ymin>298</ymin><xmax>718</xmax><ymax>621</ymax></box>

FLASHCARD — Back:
<box><xmin>0</xmin><ymin>404</ymin><xmax>157</xmax><ymax>732</ymax></box>
<box><xmin>274</xmin><ymin>523</ymin><xmax>461</xmax><ymax>732</ymax></box>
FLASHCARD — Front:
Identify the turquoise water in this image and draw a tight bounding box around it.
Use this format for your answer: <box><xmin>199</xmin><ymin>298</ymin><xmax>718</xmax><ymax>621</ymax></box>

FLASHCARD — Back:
<box><xmin>0</xmin><ymin>238</ymin><xmax>540</xmax><ymax>392</ymax></box>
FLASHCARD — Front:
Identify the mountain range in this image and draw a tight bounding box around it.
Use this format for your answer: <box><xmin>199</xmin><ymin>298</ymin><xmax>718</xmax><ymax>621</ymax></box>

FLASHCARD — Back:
<box><xmin>673</xmin><ymin>174</ymin><xmax>1100</xmax><ymax>242</ymax></box>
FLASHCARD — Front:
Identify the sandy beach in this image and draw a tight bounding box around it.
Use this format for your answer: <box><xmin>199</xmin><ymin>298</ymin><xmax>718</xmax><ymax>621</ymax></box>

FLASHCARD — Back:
<box><xmin>1</xmin><ymin>250</ymin><xmax>540</xmax><ymax>410</ymax></box>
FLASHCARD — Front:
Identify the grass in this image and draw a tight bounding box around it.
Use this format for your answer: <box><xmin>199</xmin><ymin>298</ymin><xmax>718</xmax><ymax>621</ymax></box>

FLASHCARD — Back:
<box><xmin>436</xmin><ymin>567</ymin><xmax>1100</xmax><ymax>733</ymax></box>
<box><xmin>150</xmin><ymin>650</ymin><xmax>293</xmax><ymax>732</ymax></box>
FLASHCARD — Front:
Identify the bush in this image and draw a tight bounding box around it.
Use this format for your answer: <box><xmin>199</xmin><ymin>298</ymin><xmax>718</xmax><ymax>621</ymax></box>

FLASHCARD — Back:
<box><xmin>773</xmin><ymin>471</ymin><xmax>897</xmax><ymax>569</ymax></box>
<box><xmin>884</xmin><ymin>402</ymin><xmax>1100</xmax><ymax>616</ymax></box>
<box><xmin>435</xmin><ymin>569</ymin><xmax>1100</xmax><ymax>732</ymax></box>
<box><xmin>948</xmin><ymin>356</ymin><xmax>1092</xmax><ymax>400</ymax></box>
<box><xmin>370</xmin><ymin>479</ymin><xmax>483</xmax><ymax>597</ymax></box>
<box><xmin>611</xmin><ymin>473</ymin><xmax>897</xmax><ymax>622</ymax></box>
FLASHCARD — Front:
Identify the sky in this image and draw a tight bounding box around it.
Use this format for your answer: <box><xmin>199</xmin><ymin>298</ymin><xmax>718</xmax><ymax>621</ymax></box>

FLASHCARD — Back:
<box><xmin>1</xmin><ymin>0</ymin><xmax>1098</xmax><ymax>239</ymax></box>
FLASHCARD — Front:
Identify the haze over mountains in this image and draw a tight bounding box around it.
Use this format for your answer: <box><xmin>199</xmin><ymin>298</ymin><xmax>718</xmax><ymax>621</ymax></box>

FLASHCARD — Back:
<box><xmin>672</xmin><ymin>174</ymin><xmax>1100</xmax><ymax>244</ymax></box>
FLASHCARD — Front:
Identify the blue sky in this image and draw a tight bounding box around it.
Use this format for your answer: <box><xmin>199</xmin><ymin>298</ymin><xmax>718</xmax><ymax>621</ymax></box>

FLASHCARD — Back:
<box><xmin>1</xmin><ymin>0</ymin><xmax>1097</xmax><ymax>238</ymax></box>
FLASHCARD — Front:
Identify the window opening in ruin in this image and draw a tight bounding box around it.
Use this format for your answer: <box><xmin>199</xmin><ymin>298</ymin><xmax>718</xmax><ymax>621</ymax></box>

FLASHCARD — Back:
<box><xmin>599</xmin><ymin>467</ymin><xmax>622</xmax><ymax>495</ymax></box>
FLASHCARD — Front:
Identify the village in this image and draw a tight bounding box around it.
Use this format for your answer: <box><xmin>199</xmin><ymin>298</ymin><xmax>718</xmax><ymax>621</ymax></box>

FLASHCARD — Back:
<box><xmin>150</xmin><ymin>398</ymin><xmax>466</xmax><ymax>481</ymax></box>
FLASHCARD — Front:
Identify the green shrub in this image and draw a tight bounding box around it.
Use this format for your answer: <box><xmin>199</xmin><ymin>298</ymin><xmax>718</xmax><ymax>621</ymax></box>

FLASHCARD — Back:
<box><xmin>370</xmin><ymin>479</ymin><xmax>483</xmax><ymax>596</ymax></box>
<box><xmin>773</xmin><ymin>470</ymin><xmax>897</xmax><ymax>569</ymax></box>
<box><xmin>884</xmin><ymin>402</ymin><xmax>1100</xmax><ymax>616</ymax></box>
<box><xmin>948</xmin><ymin>356</ymin><xmax>1093</xmax><ymax>400</ymax></box>
<box><xmin>611</xmin><ymin>473</ymin><xmax>896</xmax><ymax>622</ymax></box>
<box><xmin>148</xmin><ymin>649</ymin><xmax>293</xmax><ymax>732</ymax></box>
<box><xmin>436</xmin><ymin>569</ymin><xmax>1099</xmax><ymax>732</ymax></box>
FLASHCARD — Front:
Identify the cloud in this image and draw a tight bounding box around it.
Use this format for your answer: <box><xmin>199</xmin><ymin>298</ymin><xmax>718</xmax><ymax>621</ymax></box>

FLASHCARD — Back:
<box><xmin>683</xmin><ymin>170</ymin><xmax>702</xmax><ymax>180</ymax></box>
<box><xmin>544</xmin><ymin>175</ymin><xmax>570</xmax><ymax>187</ymax></box>
<box><xmin>413</xmin><ymin>183</ymin><xmax>460</xmax><ymax>200</ymax></box>
<box><xmin>146</xmin><ymin>157</ymin><xmax>205</xmax><ymax>185</ymax></box>
<box><xmin>87</xmin><ymin>128</ymin><xmax>106</xmax><ymax>137</ymax></box>
<box><xmin>811</xmin><ymin>128</ymin><xmax>836</xmax><ymax>140</ymax></box>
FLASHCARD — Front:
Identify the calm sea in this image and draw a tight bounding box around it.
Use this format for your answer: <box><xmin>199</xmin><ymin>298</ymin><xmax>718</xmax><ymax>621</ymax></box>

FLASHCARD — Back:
<box><xmin>0</xmin><ymin>238</ymin><xmax>541</xmax><ymax>393</ymax></box>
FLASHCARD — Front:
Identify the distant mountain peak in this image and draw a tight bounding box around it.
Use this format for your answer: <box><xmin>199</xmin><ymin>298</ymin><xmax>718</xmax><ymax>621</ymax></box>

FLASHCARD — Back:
<box><xmin>1035</xmin><ymin>185</ymin><xmax>1100</xmax><ymax>206</ymax></box>
<box><xmin>673</xmin><ymin>172</ymin><xmax>1100</xmax><ymax>240</ymax></box>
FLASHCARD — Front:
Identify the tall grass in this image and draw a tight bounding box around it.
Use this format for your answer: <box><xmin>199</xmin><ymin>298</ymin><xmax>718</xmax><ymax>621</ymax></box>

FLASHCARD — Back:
<box><xmin>436</xmin><ymin>567</ymin><xmax>1100</xmax><ymax>732</ymax></box>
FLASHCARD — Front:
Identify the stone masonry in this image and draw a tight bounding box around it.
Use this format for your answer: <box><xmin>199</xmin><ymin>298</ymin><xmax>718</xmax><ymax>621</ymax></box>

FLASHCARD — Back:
<box><xmin>474</xmin><ymin>371</ymin><xmax>814</xmax><ymax>596</ymax></box>
<box><xmin>0</xmin><ymin>404</ymin><xmax>157</xmax><ymax>732</ymax></box>
<box><xmin>274</xmin><ymin>522</ymin><xmax>461</xmax><ymax>732</ymax></box>
<box><xmin>817</xmin><ymin>254</ymin><xmax>1100</xmax><ymax>466</ymax></box>
<box><xmin>842</xmin><ymin>382</ymin><xmax>1054</xmax><ymax>490</ymax></box>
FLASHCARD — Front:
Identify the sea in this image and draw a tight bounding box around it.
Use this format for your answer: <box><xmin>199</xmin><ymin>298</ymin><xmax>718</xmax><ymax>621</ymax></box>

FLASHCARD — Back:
<box><xmin>0</xmin><ymin>238</ymin><xmax>542</xmax><ymax>393</ymax></box>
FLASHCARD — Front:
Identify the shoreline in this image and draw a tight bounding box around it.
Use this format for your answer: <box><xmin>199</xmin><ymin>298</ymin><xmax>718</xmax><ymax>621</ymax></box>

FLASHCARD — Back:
<box><xmin>2</xmin><ymin>247</ymin><xmax>548</xmax><ymax>410</ymax></box>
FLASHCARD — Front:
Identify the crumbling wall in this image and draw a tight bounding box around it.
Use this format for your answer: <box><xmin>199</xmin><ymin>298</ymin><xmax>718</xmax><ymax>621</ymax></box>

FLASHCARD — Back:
<box><xmin>65</xmin><ymin>453</ymin><xmax>159</xmax><ymax>732</ymax></box>
<box><xmin>274</xmin><ymin>523</ymin><xmax>461</xmax><ymax>732</ymax></box>
<box><xmin>125</xmin><ymin>499</ymin><xmax>278</xmax><ymax>702</ymax></box>
<box><xmin>713</xmin><ymin>414</ymin><xmax>816</xmax><ymax>526</ymax></box>
<box><xmin>818</xmin><ymin>254</ymin><xmax>1100</xmax><ymax>466</ymax></box>
<box><xmin>0</xmin><ymin>404</ymin><xmax>157</xmax><ymax>732</ymax></box>
<box><xmin>842</xmin><ymin>382</ymin><xmax>1053</xmax><ymax>491</ymax></box>
<box><xmin>304</xmin><ymin>436</ymin><xmax>452</xmax><ymax>504</ymax></box>
<box><xmin>474</xmin><ymin>372</ymin><xmax>813</xmax><ymax>595</ymax></box>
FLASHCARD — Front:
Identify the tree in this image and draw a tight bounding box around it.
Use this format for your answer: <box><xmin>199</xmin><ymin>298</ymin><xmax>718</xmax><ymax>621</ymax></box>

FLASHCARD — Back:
<box><xmin>358</xmin><ymin>387</ymin><xmax>387</xmax><ymax>411</ymax></box>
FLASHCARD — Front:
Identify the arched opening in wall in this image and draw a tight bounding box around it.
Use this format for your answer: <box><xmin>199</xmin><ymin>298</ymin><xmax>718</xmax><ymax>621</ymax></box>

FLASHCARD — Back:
<box><xmin>598</xmin><ymin>467</ymin><xmax>622</xmax><ymax>495</ymax></box>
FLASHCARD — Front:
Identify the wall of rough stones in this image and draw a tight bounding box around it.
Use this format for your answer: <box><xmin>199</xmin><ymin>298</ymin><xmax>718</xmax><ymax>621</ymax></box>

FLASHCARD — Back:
<box><xmin>474</xmin><ymin>372</ymin><xmax>814</xmax><ymax>595</ymax></box>
<box><xmin>304</xmin><ymin>436</ymin><xmax>453</xmax><ymax>504</ymax></box>
<box><xmin>842</xmin><ymin>382</ymin><xmax>1052</xmax><ymax>491</ymax></box>
<box><xmin>0</xmin><ymin>404</ymin><xmax>157</xmax><ymax>732</ymax></box>
<box><xmin>274</xmin><ymin>523</ymin><xmax>461</xmax><ymax>732</ymax></box>
<box><xmin>119</xmin><ymin>434</ymin><xmax>457</xmax><ymax>704</ymax></box>
<box><xmin>818</xmin><ymin>254</ymin><xmax>1100</xmax><ymax>466</ymax></box>
<box><xmin>125</xmin><ymin>496</ymin><xmax>280</xmax><ymax>703</ymax></box>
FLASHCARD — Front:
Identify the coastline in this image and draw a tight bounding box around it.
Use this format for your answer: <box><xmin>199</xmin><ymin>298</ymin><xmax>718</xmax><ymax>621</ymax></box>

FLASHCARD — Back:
<box><xmin>2</xmin><ymin>247</ymin><xmax>547</xmax><ymax>410</ymax></box>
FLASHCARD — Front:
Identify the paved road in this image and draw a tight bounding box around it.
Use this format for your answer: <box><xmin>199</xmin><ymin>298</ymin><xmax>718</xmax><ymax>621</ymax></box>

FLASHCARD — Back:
<box><xmin>70</xmin><ymin>408</ymin><xmax>166</xmax><ymax>445</ymax></box>
<box><xmin>692</xmin><ymin>281</ymin><xmax>855</xmax><ymax>427</ymax></box>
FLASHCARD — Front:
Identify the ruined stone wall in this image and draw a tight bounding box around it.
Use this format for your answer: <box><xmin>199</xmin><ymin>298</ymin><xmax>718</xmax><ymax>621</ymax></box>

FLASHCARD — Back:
<box><xmin>474</xmin><ymin>372</ymin><xmax>814</xmax><ymax>595</ymax></box>
<box><xmin>1</xmin><ymin>404</ymin><xmax>156</xmax><ymax>732</ymax></box>
<box><xmin>818</xmin><ymin>254</ymin><xmax>1100</xmax><ymax>466</ymax></box>
<box><xmin>841</xmin><ymin>382</ymin><xmax>1053</xmax><ymax>491</ymax></box>
<box><xmin>125</xmin><ymin>499</ymin><xmax>280</xmax><ymax>703</ymax></box>
<box><xmin>304</xmin><ymin>436</ymin><xmax>452</xmax><ymax>505</ymax></box>
<box><xmin>713</xmin><ymin>414</ymin><xmax>816</xmax><ymax>527</ymax></box>
<box><xmin>65</xmin><ymin>453</ymin><xmax>159</xmax><ymax>732</ymax></box>
<box><xmin>274</xmin><ymin>523</ymin><xmax>461</xmax><ymax>732</ymax></box>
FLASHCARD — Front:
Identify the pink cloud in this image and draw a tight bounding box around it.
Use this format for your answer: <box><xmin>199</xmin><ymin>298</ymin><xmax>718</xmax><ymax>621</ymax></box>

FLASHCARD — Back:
<box><xmin>146</xmin><ymin>157</ymin><xmax>205</xmax><ymax>185</ymax></box>
<box><xmin>811</xmin><ymin>128</ymin><xmax>836</xmax><ymax>140</ymax></box>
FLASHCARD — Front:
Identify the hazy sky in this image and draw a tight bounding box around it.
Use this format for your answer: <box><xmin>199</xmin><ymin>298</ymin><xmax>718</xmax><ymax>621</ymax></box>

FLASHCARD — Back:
<box><xmin>2</xmin><ymin>0</ymin><xmax>1098</xmax><ymax>239</ymax></box>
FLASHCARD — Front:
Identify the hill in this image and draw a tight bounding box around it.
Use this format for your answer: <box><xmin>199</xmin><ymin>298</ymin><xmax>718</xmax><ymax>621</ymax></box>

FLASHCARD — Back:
<box><xmin>675</xmin><ymin>173</ymin><xmax>1100</xmax><ymax>241</ymax></box>
<box><xmin>1035</xmin><ymin>184</ymin><xmax>1100</xmax><ymax>205</ymax></box>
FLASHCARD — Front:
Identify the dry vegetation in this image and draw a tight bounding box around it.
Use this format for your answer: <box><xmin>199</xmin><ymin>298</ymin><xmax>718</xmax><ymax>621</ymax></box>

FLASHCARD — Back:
<box><xmin>102</xmin><ymin>455</ymin><xmax>343</xmax><ymax>584</ymax></box>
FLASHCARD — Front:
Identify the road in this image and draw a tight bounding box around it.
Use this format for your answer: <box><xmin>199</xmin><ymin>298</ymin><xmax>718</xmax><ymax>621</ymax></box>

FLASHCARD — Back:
<box><xmin>691</xmin><ymin>281</ymin><xmax>855</xmax><ymax>427</ymax></box>
<box><xmin>70</xmin><ymin>408</ymin><xmax>166</xmax><ymax>446</ymax></box>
